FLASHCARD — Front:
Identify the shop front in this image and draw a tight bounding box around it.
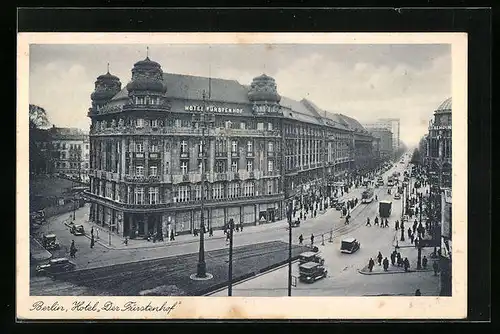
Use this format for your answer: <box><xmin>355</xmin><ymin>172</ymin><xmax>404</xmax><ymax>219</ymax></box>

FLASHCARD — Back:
<box><xmin>123</xmin><ymin>212</ymin><xmax>163</xmax><ymax>239</ymax></box>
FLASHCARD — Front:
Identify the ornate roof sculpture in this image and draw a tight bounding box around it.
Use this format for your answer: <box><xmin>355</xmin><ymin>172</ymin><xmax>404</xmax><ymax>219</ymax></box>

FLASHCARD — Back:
<box><xmin>435</xmin><ymin>97</ymin><xmax>452</xmax><ymax>113</ymax></box>
<box><xmin>247</xmin><ymin>73</ymin><xmax>281</xmax><ymax>103</ymax></box>
<box><xmin>91</xmin><ymin>67</ymin><xmax>122</xmax><ymax>106</ymax></box>
<box><xmin>126</xmin><ymin>56</ymin><xmax>167</xmax><ymax>94</ymax></box>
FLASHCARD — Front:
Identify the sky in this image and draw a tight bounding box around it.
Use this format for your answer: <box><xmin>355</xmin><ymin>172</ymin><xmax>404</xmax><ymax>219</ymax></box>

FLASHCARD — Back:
<box><xmin>29</xmin><ymin>43</ymin><xmax>451</xmax><ymax>147</ymax></box>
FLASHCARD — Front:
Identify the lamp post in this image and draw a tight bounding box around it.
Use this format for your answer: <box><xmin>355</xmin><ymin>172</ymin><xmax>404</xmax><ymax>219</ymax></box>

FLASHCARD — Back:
<box><xmin>191</xmin><ymin>90</ymin><xmax>214</xmax><ymax>279</ymax></box>
<box><xmin>228</xmin><ymin>218</ymin><xmax>234</xmax><ymax>296</ymax></box>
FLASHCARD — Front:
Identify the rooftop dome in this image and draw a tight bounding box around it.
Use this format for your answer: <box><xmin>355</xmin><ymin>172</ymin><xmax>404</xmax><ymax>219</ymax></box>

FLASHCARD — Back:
<box><xmin>97</xmin><ymin>71</ymin><xmax>120</xmax><ymax>82</ymax></box>
<box><xmin>248</xmin><ymin>73</ymin><xmax>281</xmax><ymax>103</ymax></box>
<box><xmin>435</xmin><ymin>97</ymin><xmax>452</xmax><ymax>113</ymax></box>
<box><xmin>91</xmin><ymin>70</ymin><xmax>122</xmax><ymax>103</ymax></box>
<box><xmin>126</xmin><ymin>56</ymin><xmax>167</xmax><ymax>93</ymax></box>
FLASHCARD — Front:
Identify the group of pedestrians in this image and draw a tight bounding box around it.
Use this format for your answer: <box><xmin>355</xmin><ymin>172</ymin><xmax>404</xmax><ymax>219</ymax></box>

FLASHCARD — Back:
<box><xmin>365</xmin><ymin>216</ymin><xmax>389</xmax><ymax>228</ymax></box>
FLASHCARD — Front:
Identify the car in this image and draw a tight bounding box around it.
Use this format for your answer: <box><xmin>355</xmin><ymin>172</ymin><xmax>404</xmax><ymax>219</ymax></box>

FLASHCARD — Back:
<box><xmin>42</xmin><ymin>234</ymin><xmax>60</xmax><ymax>251</ymax></box>
<box><xmin>35</xmin><ymin>257</ymin><xmax>76</xmax><ymax>276</ymax></box>
<box><xmin>335</xmin><ymin>199</ymin><xmax>345</xmax><ymax>211</ymax></box>
<box><xmin>70</xmin><ymin>224</ymin><xmax>85</xmax><ymax>236</ymax></box>
<box><xmin>394</xmin><ymin>193</ymin><xmax>401</xmax><ymax>200</ymax></box>
<box><xmin>298</xmin><ymin>252</ymin><xmax>325</xmax><ymax>266</ymax></box>
<box><xmin>298</xmin><ymin>262</ymin><xmax>328</xmax><ymax>283</ymax></box>
<box><xmin>340</xmin><ymin>237</ymin><xmax>360</xmax><ymax>254</ymax></box>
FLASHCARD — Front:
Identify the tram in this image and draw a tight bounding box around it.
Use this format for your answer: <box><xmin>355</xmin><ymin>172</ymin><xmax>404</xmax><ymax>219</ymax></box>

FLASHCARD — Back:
<box><xmin>361</xmin><ymin>188</ymin><xmax>375</xmax><ymax>203</ymax></box>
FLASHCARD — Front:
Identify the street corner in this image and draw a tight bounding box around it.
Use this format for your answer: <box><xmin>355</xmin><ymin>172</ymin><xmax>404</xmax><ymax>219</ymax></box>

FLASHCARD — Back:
<box><xmin>358</xmin><ymin>264</ymin><xmax>418</xmax><ymax>275</ymax></box>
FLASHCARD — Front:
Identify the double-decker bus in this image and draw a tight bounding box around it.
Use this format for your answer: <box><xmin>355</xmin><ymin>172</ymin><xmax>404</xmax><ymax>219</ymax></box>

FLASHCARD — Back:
<box><xmin>361</xmin><ymin>188</ymin><xmax>375</xmax><ymax>203</ymax></box>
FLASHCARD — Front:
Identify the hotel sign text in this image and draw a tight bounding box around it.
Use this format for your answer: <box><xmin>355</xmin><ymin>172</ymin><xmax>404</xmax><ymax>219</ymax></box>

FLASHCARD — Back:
<box><xmin>185</xmin><ymin>105</ymin><xmax>243</xmax><ymax>113</ymax></box>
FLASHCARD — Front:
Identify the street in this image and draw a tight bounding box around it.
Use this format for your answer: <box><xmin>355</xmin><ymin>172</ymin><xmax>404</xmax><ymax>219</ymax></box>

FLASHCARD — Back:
<box><xmin>30</xmin><ymin>156</ymin><xmax>437</xmax><ymax>296</ymax></box>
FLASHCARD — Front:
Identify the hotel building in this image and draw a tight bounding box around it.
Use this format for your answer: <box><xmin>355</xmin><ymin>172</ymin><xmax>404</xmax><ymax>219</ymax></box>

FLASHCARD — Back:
<box><xmin>85</xmin><ymin>56</ymin><xmax>376</xmax><ymax>238</ymax></box>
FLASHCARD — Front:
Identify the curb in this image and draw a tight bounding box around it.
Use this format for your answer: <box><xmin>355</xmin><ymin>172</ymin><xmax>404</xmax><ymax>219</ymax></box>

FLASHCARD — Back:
<box><xmin>358</xmin><ymin>267</ymin><xmax>433</xmax><ymax>275</ymax></box>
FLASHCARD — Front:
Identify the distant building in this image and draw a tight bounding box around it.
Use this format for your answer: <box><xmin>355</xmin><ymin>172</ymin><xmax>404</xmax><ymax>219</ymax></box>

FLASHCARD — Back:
<box><xmin>368</xmin><ymin>127</ymin><xmax>393</xmax><ymax>161</ymax></box>
<box><xmin>363</xmin><ymin>118</ymin><xmax>400</xmax><ymax>157</ymax></box>
<box><xmin>36</xmin><ymin>126</ymin><xmax>90</xmax><ymax>178</ymax></box>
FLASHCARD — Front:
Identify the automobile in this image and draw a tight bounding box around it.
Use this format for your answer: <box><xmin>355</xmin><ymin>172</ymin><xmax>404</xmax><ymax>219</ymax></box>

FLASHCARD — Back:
<box><xmin>70</xmin><ymin>224</ymin><xmax>85</xmax><ymax>236</ymax></box>
<box><xmin>42</xmin><ymin>234</ymin><xmax>60</xmax><ymax>250</ymax></box>
<box><xmin>298</xmin><ymin>251</ymin><xmax>325</xmax><ymax>265</ymax></box>
<box><xmin>335</xmin><ymin>199</ymin><xmax>345</xmax><ymax>211</ymax></box>
<box><xmin>35</xmin><ymin>257</ymin><xmax>76</xmax><ymax>276</ymax></box>
<box><xmin>30</xmin><ymin>210</ymin><xmax>46</xmax><ymax>224</ymax></box>
<box><xmin>377</xmin><ymin>179</ymin><xmax>384</xmax><ymax>186</ymax></box>
<box><xmin>394</xmin><ymin>193</ymin><xmax>401</xmax><ymax>200</ymax></box>
<box><xmin>340</xmin><ymin>237</ymin><xmax>360</xmax><ymax>254</ymax></box>
<box><xmin>298</xmin><ymin>262</ymin><xmax>328</xmax><ymax>283</ymax></box>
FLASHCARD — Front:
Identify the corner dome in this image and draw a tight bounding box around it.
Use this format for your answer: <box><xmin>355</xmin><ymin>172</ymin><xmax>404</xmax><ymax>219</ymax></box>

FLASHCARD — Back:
<box><xmin>247</xmin><ymin>73</ymin><xmax>281</xmax><ymax>103</ymax></box>
<box><xmin>126</xmin><ymin>56</ymin><xmax>167</xmax><ymax>94</ymax></box>
<box><xmin>435</xmin><ymin>97</ymin><xmax>452</xmax><ymax>113</ymax></box>
<box><xmin>91</xmin><ymin>70</ymin><xmax>122</xmax><ymax>103</ymax></box>
<box><xmin>97</xmin><ymin>71</ymin><xmax>120</xmax><ymax>82</ymax></box>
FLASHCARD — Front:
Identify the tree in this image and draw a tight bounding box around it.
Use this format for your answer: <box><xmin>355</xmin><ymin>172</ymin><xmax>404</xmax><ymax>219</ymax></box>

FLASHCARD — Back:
<box><xmin>29</xmin><ymin>104</ymin><xmax>51</xmax><ymax>176</ymax></box>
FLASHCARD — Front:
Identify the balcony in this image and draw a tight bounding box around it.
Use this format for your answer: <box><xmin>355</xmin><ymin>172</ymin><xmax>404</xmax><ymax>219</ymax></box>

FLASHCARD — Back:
<box><xmin>248</xmin><ymin>171</ymin><xmax>255</xmax><ymax>179</ymax></box>
<box><xmin>267</xmin><ymin>151</ymin><xmax>275</xmax><ymax>158</ymax></box>
<box><xmin>134</xmin><ymin>152</ymin><xmax>145</xmax><ymax>159</ymax></box>
<box><xmin>246</xmin><ymin>151</ymin><xmax>254</xmax><ymax>158</ymax></box>
<box><xmin>182</xmin><ymin>174</ymin><xmax>190</xmax><ymax>182</ymax></box>
<box><xmin>198</xmin><ymin>152</ymin><xmax>208</xmax><ymax>159</ymax></box>
<box><xmin>124</xmin><ymin>175</ymin><xmax>160</xmax><ymax>183</ymax></box>
<box><xmin>122</xmin><ymin>102</ymin><xmax>171</xmax><ymax>112</ymax></box>
<box><xmin>180</xmin><ymin>152</ymin><xmax>189</xmax><ymax>159</ymax></box>
<box><xmin>231</xmin><ymin>151</ymin><xmax>239</xmax><ymax>158</ymax></box>
<box><xmin>234</xmin><ymin>172</ymin><xmax>240</xmax><ymax>180</ymax></box>
<box><xmin>149</xmin><ymin>152</ymin><xmax>160</xmax><ymax>160</ymax></box>
<box><xmin>215</xmin><ymin>172</ymin><xmax>227</xmax><ymax>181</ymax></box>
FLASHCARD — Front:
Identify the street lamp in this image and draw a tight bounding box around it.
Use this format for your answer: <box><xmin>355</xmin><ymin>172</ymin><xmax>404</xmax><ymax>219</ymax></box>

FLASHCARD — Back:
<box><xmin>228</xmin><ymin>218</ymin><xmax>234</xmax><ymax>296</ymax></box>
<box><xmin>191</xmin><ymin>90</ymin><xmax>215</xmax><ymax>279</ymax></box>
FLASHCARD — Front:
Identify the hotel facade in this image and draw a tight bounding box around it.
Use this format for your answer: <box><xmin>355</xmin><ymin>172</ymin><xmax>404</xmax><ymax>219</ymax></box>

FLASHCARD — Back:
<box><xmin>85</xmin><ymin>57</ymin><xmax>376</xmax><ymax>238</ymax></box>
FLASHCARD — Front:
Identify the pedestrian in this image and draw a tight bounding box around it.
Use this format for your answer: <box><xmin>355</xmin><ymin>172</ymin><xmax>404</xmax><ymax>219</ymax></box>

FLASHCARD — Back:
<box><xmin>299</xmin><ymin>234</ymin><xmax>303</xmax><ymax>245</ymax></box>
<box><xmin>433</xmin><ymin>261</ymin><xmax>439</xmax><ymax>276</ymax></box>
<box><xmin>209</xmin><ymin>227</ymin><xmax>213</xmax><ymax>237</ymax></box>
<box><xmin>396</xmin><ymin>252</ymin><xmax>402</xmax><ymax>266</ymax></box>
<box><xmin>422</xmin><ymin>256</ymin><xmax>428</xmax><ymax>269</ymax></box>
<box><xmin>408</xmin><ymin>227</ymin><xmax>412</xmax><ymax>240</ymax></box>
<box><xmin>96</xmin><ymin>227</ymin><xmax>100</xmax><ymax>240</ymax></box>
<box><xmin>377</xmin><ymin>251</ymin><xmax>383</xmax><ymax>265</ymax></box>
<box><xmin>390</xmin><ymin>251</ymin><xmax>396</xmax><ymax>266</ymax></box>
<box><xmin>415</xmin><ymin>289</ymin><xmax>422</xmax><ymax>296</ymax></box>
<box><xmin>410</xmin><ymin>233</ymin><xmax>414</xmax><ymax>244</ymax></box>
<box><xmin>310</xmin><ymin>234</ymin><xmax>314</xmax><ymax>246</ymax></box>
<box><xmin>240</xmin><ymin>222</ymin><xmax>243</xmax><ymax>232</ymax></box>
<box><xmin>395</xmin><ymin>220</ymin><xmax>399</xmax><ymax>230</ymax></box>
<box><xmin>170</xmin><ymin>231</ymin><xmax>175</xmax><ymax>241</ymax></box>
<box><xmin>374</xmin><ymin>216</ymin><xmax>379</xmax><ymax>226</ymax></box>
<box><xmin>90</xmin><ymin>235</ymin><xmax>95</xmax><ymax>248</ymax></box>
<box><xmin>70</xmin><ymin>240</ymin><xmax>77</xmax><ymax>258</ymax></box>
<box><xmin>314</xmin><ymin>209</ymin><xmax>317</xmax><ymax>217</ymax></box>
<box><xmin>366</xmin><ymin>217</ymin><xmax>371</xmax><ymax>226</ymax></box>
<box><xmin>368</xmin><ymin>258</ymin><xmax>375</xmax><ymax>272</ymax></box>
<box><xmin>91</xmin><ymin>226</ymin><xmax>94</xmax><ymax>238</ymax></box>
<box><xmin>226</xmin><ymin>231</ymin><xmax>230</xmax><ymax>242</ymax></box>
<box><xmin>404</xmin><ymin>257</ymin><xmax>410</xmax><ymax>272</ymax></box>
<box><xmin>236</xmin><ymin>224</ymin><xmax>240</xmax><ymax>232</ymax></box>
<box><xmin>375</xmin><ymin>195</ymin><xmax>378</xmax><ymax>201</ymax></box>
<box><xmin>123</xmin><ymin>236</ymin><xmax>128</xmax><ymax>246</ymax></box>
<box><xmin>383</xmin><ymin>257</ymin><xmax>389</xmax><ymax>271</ymax></box>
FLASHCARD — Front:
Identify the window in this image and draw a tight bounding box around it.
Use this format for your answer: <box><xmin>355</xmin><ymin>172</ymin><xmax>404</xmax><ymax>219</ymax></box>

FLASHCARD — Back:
<box><xmin>198</xmin><ymin>161</ymin><xmax>203</xmax><ymax>174</ymax></box>
<box><xmin>212</xmin><ymin>183</ymin><xmax>224</xmax><ymax>200</ymax></box>
<box><xmin>231</xmin><ymin>160</ymin><xmax>238</xmax><ymax>173</ymax></box>
<box><xmin>246</xmin><ymin>160</ymin><xmax>253</xmax><ymax>172</ymax></box>
<box><xmin>150</xmin><ymin>142</ymin><xmax>158</xmax><ymax>153</ymax></box>
<box><xmin>198</xmin><ymin>141</ymin><xmax>203</xmax><ymax>155</ymax></box>
<box><xmin>268</xmin><ymin>141</ymin><xmax>274</xmax><ymax>152</ymax></box>
<box><xmin>135</xmin><ymin>187</ymin><xmax>144</xmax><ymax>205</ymax></box>
<box><xmin>257</xmin><ymin>122</ymin><xmax>264</xmax><ymax>130</ymax></box>
<box><xmin>215</xmin><ymin>160</ymin><xmax>226</xmax><ymax>173</ymax></box>
<box><xmin>228</xmin><ymin>182</ymin><xmax>240</xmax><ymax>199</ymax></box>
<box><xmin>243</xmin><ymin>182</ymin><xmax>255</xmax><ymax>197</ymax></box>
<box><xmin>180</xmin><ymin>140</ymin><xmax>188</xmax><ymax>154</ymax></box>
<box><xmin>267</xmin><ymin>181</ymin><xmax>273</xmax><ymax>195</ymax></box>
<box><xmin>247</xmin><ymin>141</ymin><xmax>253</xmax><ymax>153</ymax></box>
<box><xmin>240</xmin><ymin>122</ymin><xmax>246</xmax><ymax>130</ymax></box>
<box><xmin>194</xmin><ymin>184</ymin><xmax>208</xmax><ymax>201</ymax></box>
<box><xmin>149</xmin><ymin>187</ymin><xmax>158</xmax><ymax>205</ymax></box>
<box><xmin>231</xmin><ymin>140</ymin><xmax>238</xmax><ymax>153</ymax></box>
<box><xmin>181</xmin><ymin>119</ymin><xmax>191</xmax><ymax>128</ymax></box>
<box><xmin>268</xmin><ymin>122</ymin><xmax>273</xmax><ymax>131</ymax></box>
<box><xmin>135</xmin><ymin>165</ymin><xmax>144</xmax><ymax>176</ymax></box>
<box><xmin>177</xmin><ymin>186</ymin><xmax>190</xmax><ymax>202</ymax></box>
<box><xmin>149</xmin><ymin>166</ymin><xmax>157</xmax><ymax>176</ymax></box>
<box><xmin>268</xmin><ymin>160</ymin><xmax>274</xmax><ymax>172</ymax></box>
<box><xmin>151</xmin><ymin>119</ymin><xmax>158</xmax><ymax>128</ymax></box>
<box><xmin>175</xmin><ymin>119</ymin><xmax>181</xmax><ymax>127</ymax></box>
<box><xmin>136</xmin><ymin>142</ymin><xmax>143</xmax><ymax>152</ymax></box>
<box><xmin>136</xmin><ymin>118</ymin><xmax>144</xmax><ymax>128</ymax></box>
<box><xmin>181</xmin><ymin>161</ymin><xmax>188</xmax><ymax>175</ymax></box>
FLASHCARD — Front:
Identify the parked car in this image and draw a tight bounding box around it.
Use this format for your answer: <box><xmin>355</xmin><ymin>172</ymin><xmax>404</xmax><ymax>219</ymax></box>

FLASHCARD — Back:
<box><xmin>394</xmin><ymin>193</ymin><xmax>401</xmax><ymax>200</ymax></box>
<box><xmin>70</xmin><ymin>224</ymin><xmax>85</xmax><ymax>236</ymax></box>
<box><xmin>335</xmin><ymin>199</ymin><xmax>345</xmax><ymax>211</ymax></box>
<box><xmin>340</xmin><ymin>237</ymin><xmax>360</xmax><ymax>254</ymax></box>
<box><xmin>298</xmin><ymin>262</ymin><xmax>328</xmax><ymax>283</ymax></box>
<box><xmin>35</xmin><ymin>257</ymin><xmax>76</xmax><ymax>276</ymax></box>
<box><xmin>30</xmin><ymin>210</ymin><xmax>46</xmax><ymax>224</ymax></box>
<box><xmin>42</xmin><ymin>234</ymin><xmax>60</xmax><ymax>251</ymax></box>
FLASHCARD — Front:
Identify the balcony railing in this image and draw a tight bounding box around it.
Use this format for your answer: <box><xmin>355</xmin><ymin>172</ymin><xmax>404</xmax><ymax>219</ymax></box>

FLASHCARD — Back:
<box><xmin>215</xmin><ymin>172</ymin><xmax>228</xmax><ymax>181</ymax></box>
<box><xmin>182</xmin><ymin>174</ymin><xmax>189</xmax><ymax>182</ymax></box>
<box><xmin>215</xmin><ymin>152</ymin><xmax>228</xmax><ymax>158</ymax></box>
<box><xmin>122</xmin><ymin>103</ymin><xmax>171</xmax><ymax>112</ymax></box>
<box><xmin>267</xmin><ymin>151</ymin><xmax>275</xmax><ymax>158</ymax></box>
<box><xmin>134</xmin><ymin>152</ymin><xmax>145</xmax><ymax>159</ymax></box>
<box><xmin>124</xmin><ymin>175</ymin><xmax>161</xmax><ymax>183</ymax></box>
<box><xmin>180</xmin><ymin>152</ymin><xmax>189</xmax><ymax>159</ymax></box>
<box><xmin>231</xmin><ymin>151</ymin><xmax>239</xmax><ymax>158</ymax></box>
<box><xmin>246</xmin><ymin>151</ymin><xmax>254</xmax><ymax>158</ymax></box>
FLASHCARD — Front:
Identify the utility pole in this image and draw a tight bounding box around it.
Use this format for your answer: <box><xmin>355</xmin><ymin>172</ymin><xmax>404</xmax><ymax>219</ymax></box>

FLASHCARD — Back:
<box><xmin>228</xmin><ymin>218</ymin><xmax>234</xmax><ymax>296</ymax></box>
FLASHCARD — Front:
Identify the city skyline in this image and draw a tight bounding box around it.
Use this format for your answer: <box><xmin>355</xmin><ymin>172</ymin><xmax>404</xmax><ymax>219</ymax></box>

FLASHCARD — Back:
<box><xmin>29</xmin><ymin>44</ymin><xmax>451</xmax><ymax>147</ymax></box>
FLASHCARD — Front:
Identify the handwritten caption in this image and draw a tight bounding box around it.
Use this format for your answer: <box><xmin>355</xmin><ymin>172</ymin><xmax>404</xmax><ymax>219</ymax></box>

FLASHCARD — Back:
<box><xmin>30</xmin><ymin>300</ymin><xmax>181</xmax><ymax>314</ymax></box>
